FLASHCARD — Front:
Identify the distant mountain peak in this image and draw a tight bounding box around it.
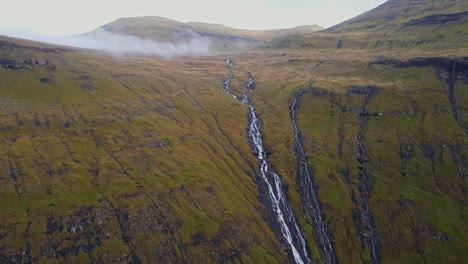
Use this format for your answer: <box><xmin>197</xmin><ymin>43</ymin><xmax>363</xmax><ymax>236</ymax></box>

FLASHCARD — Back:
<box><xmin>328</xmin><ymin>0</ymin><xmax>468</xmax><ymax>32</ymax></box>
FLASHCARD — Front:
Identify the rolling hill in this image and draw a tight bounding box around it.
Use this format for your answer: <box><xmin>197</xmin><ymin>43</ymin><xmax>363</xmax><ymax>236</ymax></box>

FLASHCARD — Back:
<box><xmin>100</xmin><ymin>16</ymin><xmax>323</xmax><ymax>41</ymax></box>
<box><xmin>0</xmin><ymin>0</ymin><xmax>467</xmax><ymax>263</ymax></box>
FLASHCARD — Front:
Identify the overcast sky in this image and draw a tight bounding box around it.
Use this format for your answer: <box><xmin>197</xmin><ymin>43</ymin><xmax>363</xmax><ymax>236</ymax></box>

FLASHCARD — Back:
<box><xmin>0</xmin><ymin>0</ymin><xmax>387</xmax><ymax>36</ymax></box>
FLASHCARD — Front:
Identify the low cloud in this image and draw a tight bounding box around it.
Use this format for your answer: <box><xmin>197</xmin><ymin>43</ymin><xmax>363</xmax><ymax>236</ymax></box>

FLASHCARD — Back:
<box><xmin>61</xmin><ymin>29</ymin><xmax>215</xmax><ymax>57</ymax></box>
<box><xmin>1</xmin><ymin>28</ymin><xmax>215</xmax><ymax>57</ymax></box>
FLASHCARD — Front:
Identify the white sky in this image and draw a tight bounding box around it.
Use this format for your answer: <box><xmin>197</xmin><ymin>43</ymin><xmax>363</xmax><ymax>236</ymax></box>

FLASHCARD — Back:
<box><xmin>0</xmin><ymin>0</ymin><xmax>387</xmax><ymax>36</ymax></box>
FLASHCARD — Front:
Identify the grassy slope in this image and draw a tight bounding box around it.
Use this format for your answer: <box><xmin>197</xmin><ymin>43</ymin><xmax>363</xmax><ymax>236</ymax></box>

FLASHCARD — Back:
<box><xmin>0</xmin><ymin>37</ymin><xmax>286</xmax><ymax>263</ymax></box>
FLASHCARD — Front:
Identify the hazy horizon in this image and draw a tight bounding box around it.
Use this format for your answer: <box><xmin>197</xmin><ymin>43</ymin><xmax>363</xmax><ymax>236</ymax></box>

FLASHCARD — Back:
<box><xmin>0</xmin><ymin>0</ymin><xmax>386</xmax><ymax>37</ymax></box>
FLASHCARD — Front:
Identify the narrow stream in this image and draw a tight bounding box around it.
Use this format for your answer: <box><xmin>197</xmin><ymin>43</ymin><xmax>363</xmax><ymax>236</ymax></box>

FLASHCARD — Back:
<box><xmin>223</xmin><ymin>59</ymin><xmax>310</xmax><ymax>264</ymax></box>
<box><xmin>356</xmin><ymin>87</ymin><xmax>380</xmax><ymax>264</ymax></box>
<box><xmin>290</xmin><ymin>89</ymin><xmax>337</xmax><ymax>264</ymax></box>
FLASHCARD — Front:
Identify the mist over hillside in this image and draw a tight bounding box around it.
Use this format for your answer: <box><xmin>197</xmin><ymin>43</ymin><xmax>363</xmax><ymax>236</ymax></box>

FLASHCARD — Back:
<box><xmin>63</xmin><ymin>29</ymin><xmax>215</xmax><ymax>57</ymax></box>
<box><xmin>0</xmin><ymin>28</ymin><xmax>221</xmax><ymax>57</ymax></box>
<box><xmin>0</xmin><ymin>16</ymin><xmax>323</xmax><ymax>57</ymax></box>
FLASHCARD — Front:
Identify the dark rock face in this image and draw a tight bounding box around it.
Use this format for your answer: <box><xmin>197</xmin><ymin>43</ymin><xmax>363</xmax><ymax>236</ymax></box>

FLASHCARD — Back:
<box><xmin>399</xmin><ymin>143</ymin><xmax>415</xmax><ymax>176</ymax></box>
<box><xmin>0</xmin><ymin>58</ymin><xmax>48</xmax><ymax>70</ymax></box>
<box><xmin>139</xmin><ymin>141</ymin><xmax>170</xmax><ymax>148</ymax></box>
<box><xmin>0</xmin><ymin>59</ymin><xmax>22</xmax><ymax>69</ymax></box>
<box><xmin>370</xmin><ymin>57</ymin><xmax>468</xmax><ymax>73</ymax></box>
<box><xmin>337</xmin><ymin>39</ymin><xmax>344</xmax><ymax>48</ymax></box>
<box><xmin>191</xmin><ymin>231</ymin><xmax>208</xmax><ymax>246</ymax></box>
<box><xmin>177</xmin><ymin>31</ymin><xmax>261</xmax><ymax>43</ymax></box>
<box><xmin>347</xmin><ymin>85</ymin><xmax>380</xmax><ymax>96</ymax></box>
<box><xmin>0</xmin><ymin>40</ymin><xmax>70</xmax><ymax>53</ymax></box>
<box><xmin>402</xmin><ymin>11</ymin><xmax>468</xmax><ymax>28</ymax></box>
<box><xmin>309</xmin><ymin>87</ymin><xmax>331</xmax><ymax>96</ymax></box>
<box><xmin>0</xmin><ymin>200</ymin><xmax>191</xmax><ymax>263</ymax></box>
<box><xmin>39</xmin><ymin>77</ymin><xmax>51</xmax><ymax>83</ymax></box>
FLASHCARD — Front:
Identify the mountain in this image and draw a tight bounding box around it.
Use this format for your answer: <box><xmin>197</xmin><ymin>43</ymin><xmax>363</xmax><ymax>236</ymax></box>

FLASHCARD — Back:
<box><xmin>93</xmin><ymin>16</ymin><xmax>323</xmax><ymax>53</ymax></box>
<box><xmin>0</xmin><ymin>1</ymin><xmax>467</xmax><ymax>264</ymax></box>
<box><xmin>100</xmin><ymin>16</ymin><xmax>323</xmax><ymax>41</ymax></box>
<box><xmin>328</xmin><ymin>0</ymin><xmax>468</xmax><ymax>32</ymax></box>
<box><xmin>271</xmin><ymin>0</ymin><xmax>468</xmax><ymax>50</ymax></box>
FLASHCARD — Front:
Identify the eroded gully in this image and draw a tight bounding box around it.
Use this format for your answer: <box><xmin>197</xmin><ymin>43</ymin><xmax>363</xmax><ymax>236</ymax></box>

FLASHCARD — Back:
<box><xmin>356</xmin><ymin>87</ymin><xmax>380</xmax><ymax>264</ymax></box>
<box><xmin>291</xmin><ymin>89</ymin><xmax>337</xmax><ymax>264</ymax></box>
<box><xmin>223</xmin><ymin>59</ymin><xmax>310</xmax><ymax>264</ymax></box>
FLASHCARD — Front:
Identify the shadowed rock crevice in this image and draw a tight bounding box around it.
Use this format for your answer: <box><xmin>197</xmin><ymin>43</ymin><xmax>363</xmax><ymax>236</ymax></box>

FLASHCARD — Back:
<box><xmin>349</xmin><ymin>85</ymin><xmax>381</xmax><ymax>264</ymax></box>
<box><xmin>290</xmin><ymin>87</ymin><xmax>337</xmax><ymax>264</ymax></box>
<box><xmin>399</xmin><ymin>143</ymin><xmax>415</xmax><ymax>177</ymax></box>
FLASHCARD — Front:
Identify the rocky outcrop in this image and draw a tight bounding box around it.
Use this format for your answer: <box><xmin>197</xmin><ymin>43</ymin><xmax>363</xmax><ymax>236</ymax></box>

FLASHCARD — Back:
<box><xmin>0</xmin><ymin>40</ymin><xmax>71</xmax><ymax>53</ymax></box>
<box><xmin>0</xmin><ymin>58</ymin><xmax>48</xmax><ymax>70</ymax></box>
<box><xmin>401</xmin><ymin>11</ymin><xmax>468</xmax><ymax>28</ymax></box>
<box><xmin>370</xmin><ymin>57</ymin><xmax>468</xmax><ymax>71</ymax></box>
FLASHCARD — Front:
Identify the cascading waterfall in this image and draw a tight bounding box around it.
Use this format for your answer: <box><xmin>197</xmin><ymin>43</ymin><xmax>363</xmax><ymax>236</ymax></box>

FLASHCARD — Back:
<box><xmin>223</xmin><ymin>59</ymin><xmax>310</xmax><ymax>264</ymax></box>
<box><xmin>290</xmin><ymin>89</ymin><xmax>337</xmax><ymax>264</ymax></box>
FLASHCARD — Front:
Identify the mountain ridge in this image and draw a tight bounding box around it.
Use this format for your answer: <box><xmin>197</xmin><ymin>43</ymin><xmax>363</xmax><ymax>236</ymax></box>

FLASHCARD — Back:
<box><xmin>99</xmin><ymin>16</ymin><xmax>323</xmax><ymax>41</ymax></box>
<box><xmin>90</xmin><ymin>16</ymin><xmax>323</xmax><ymax>54</ymax></box>
<box><xmin>327</xmin><ymin>0</ymin><xmax>468</xmax><ymax>32</ymax></box>
<box><xmin>269</xmin><ymin>0</ymin><xmax>468</xmax><ymax>50</ymax></box>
